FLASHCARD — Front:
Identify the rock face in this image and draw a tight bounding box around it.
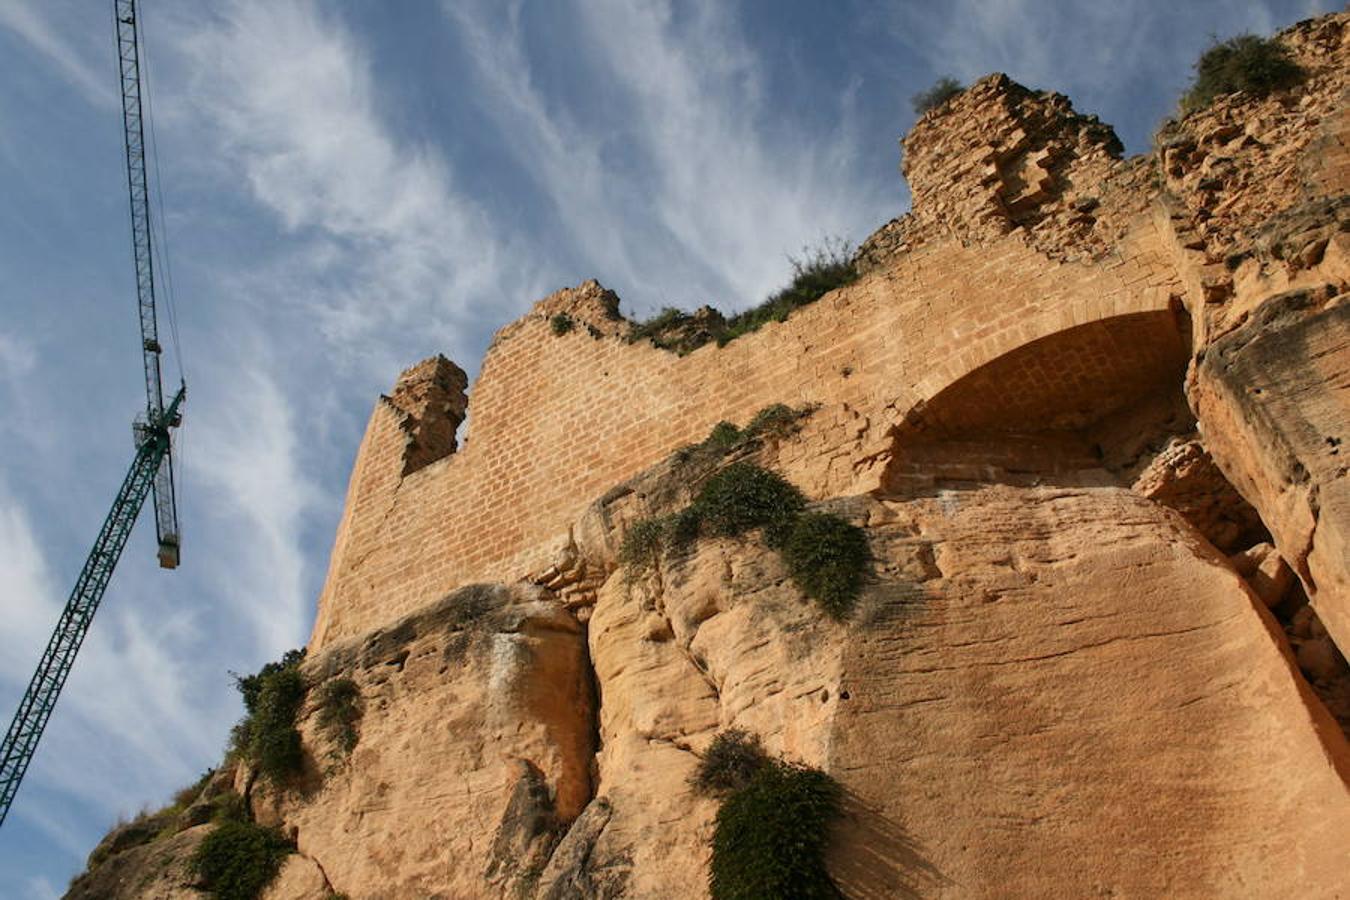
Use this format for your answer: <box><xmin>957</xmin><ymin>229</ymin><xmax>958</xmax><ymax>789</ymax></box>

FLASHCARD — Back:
<box><xmin>259</xmin><ymin>584</ymin><xmax>596</xmax><ymax>898</ymax></box>
<box><xmin>829</xmin><ymin>486</ymin><xmax>1349</xmax><ymax>898</ymax></box>
<box><xmin>1192</xmin><ymin>288</ymin><xmax>1350</xmax><ymax>654</ymax></box>
<box><xmin>72</xmin><ymin>11</ymin><xmax>1350</xmax><ymax>900</ymax></box>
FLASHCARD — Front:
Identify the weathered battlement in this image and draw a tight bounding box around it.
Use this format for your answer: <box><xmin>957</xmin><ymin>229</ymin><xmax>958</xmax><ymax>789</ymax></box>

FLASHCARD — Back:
<box><xmin>387</xmin><ymin>354</ymin><xmax>468</xmax><ymax>475</ymax></box>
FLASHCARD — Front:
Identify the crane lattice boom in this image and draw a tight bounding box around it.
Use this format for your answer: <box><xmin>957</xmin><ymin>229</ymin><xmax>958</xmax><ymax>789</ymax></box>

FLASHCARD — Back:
<box><xmin>0</xmin><ymin>0</ymin><xmax>184</xmax><ymax>829</ymax></box>
<box><xmin>0</xmin><ymin>389</ymin><xmax>183</xmax><ymax>828</ymax></box>
<box><xmin>116</xmin><ymin>0</ymin><xmax>180</xmax><ymax>568</ymax></box>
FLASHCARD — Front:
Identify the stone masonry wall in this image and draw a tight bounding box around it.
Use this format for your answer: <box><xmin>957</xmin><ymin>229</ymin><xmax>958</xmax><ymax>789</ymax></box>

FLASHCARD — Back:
<box><xmin>311</xmin><ymin>225</ymin><xmax>1185</xmax><ymax>647</ymax></box>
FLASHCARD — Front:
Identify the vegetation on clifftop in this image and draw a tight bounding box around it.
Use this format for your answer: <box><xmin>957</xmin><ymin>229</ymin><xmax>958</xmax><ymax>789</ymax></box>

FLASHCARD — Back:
<box><xmin>912</xmin><ymin>76</ymin><xmax>965</xmax><ymax>115</ymax></box>
<box><xmin>627</xmin><ymin>238</ymin><xmax>859</xmax><ymax>354</ymax></box>
<box><xmin>1181</xmin><ymin>34</ymin><xmax>1304</xmax><ymax>112</ymax></box>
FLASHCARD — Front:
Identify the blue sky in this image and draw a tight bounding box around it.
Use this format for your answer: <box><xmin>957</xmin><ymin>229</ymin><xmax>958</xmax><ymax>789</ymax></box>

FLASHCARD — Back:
<box><xmin>0</xmin><ymin>0</ymin><xmax>1336</xmax><ymax>895</ymax></box>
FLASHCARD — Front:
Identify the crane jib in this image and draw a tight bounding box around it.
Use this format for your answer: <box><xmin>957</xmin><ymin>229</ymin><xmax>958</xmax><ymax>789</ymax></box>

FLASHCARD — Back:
<box><xmin>0</xmin><ymin>0</ymin><xmax>186</xmax><ymax>831</ymax></box>
<box><xmin>115</xmin><ymin>0</ymin><xmax>180</xmax><ymax>564</ymax></box>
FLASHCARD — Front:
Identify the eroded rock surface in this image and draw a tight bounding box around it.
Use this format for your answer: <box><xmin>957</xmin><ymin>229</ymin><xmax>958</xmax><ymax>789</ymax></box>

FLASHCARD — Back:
<box><xmin>259</xmin><ymin>583</ymin><xmax>596</xmax><ymax>898</ymax></box>
<box><xmin>830</xmin><ymin>485</ymin><xmax>1350</xmax><ymax>898</ymax></box>
<box><xmin>65</xmin><ymin>825</ymin><xmax>208</xmax><ymax>900</ymax></box>
<box><xmin>1192</xmin><ymin>289</ymin><xmax>1350</xmax><ymax>656</ymax></box>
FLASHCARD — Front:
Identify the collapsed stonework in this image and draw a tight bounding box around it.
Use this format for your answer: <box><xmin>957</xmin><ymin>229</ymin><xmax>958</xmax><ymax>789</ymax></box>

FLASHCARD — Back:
<box><xmin>74</xmin><ymin>12</ymin><xmax>1350</xmax><ymax>900</ymax></box>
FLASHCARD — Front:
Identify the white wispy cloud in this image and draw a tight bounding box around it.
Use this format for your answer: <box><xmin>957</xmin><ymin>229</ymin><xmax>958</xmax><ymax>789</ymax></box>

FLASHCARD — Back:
<box><xmin>0</xmin><ymin>480</ymin><xmax>58</xmax><ymax>685</ymax></box>
<box><xmin>184</xmin><ymin>350</ymin><xmax>318</xmax><ymax>655</ymax></box>
<box><xmin>0</xmin><ymin>330</ymin><xmax>36</xmax><ymax>378</ymax></box>
<box><xmin>170</xmin><ymin>0</ymin><xmax>547</xmax><ymax>373</ymax></box>
<box><xmin>446</xmin><ymin>0</ymin><xmax>893</xmax><ymax>315</ymax></box>
<box><xmin>0</xmin><ymin>0</ymin><xmax>115</xmax><ymax>108</ymax></box>
<box><xmin>571</xmin><ymin>0</ymin><xmax>890</xmax><ymax>306</ymax></box>
<box><xmin>443</xmin><ymin>0</ymin><xmax>649</xmax><ymax>296</ymax></box>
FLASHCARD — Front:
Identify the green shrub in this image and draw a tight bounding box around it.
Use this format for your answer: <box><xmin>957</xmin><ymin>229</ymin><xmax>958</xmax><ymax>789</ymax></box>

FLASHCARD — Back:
<box><xmin>1181</xmin><ymin>34</ymin><xmax>1303</xmax><ymax>112</ymax></box>
<box><xmin>718</xmin><ymin>240</ymin><xmax>857</xmax><ymax>346</ymax></box>
<box><xmin>230</xmin><ymin>650</ymin><xmax>307</xmax><ymax>785</ymax></box>
<box><xmin>911</xmin><ymin>76</ymin><xmax>965</xmax><ymax>115</ymax></box>
<box><xmin>743</xmin><ymin>403</ymin><xmax>808</xmax><ymax>441</ymax></box>
<box><xmin>212</xmin><ymin>793</ymin><xmax>250</xmax><ymax>824</ymax></box>
<box><xmin>627</xmin><ymin>306</ymin><xmax>692</xmax><ymax>349</ymax></box>
<box><xmin>693</xmin><ymin>730</ymin><xmax>769</xmax><ymax>795</ymax></box>
<box><xmin>691</xmin><ymin>462</ymin><xmax>805</xmax><ymax>547</ymax></box>
<box><xmin>704</xmin><ymin>421</ymin><xmax>743</xmax><ymax>454</ymax></box>
<box><xmin>709</xmin><ymin>760</ymin><xmax>843</xmax><ymax>899</ymax></box>
<box><xmin>666</xmin><ymin>506</ymin><xmax>703</xmax><ymax>552</ymax></box>
<box><xmin>549</xmin><ymin>312</ymin><xmax>575</xmax><ymax>335</ymax></box>
<box><xmin>782</xmin><ymin>513</ymin><xmax>870</xmax><ymax>620</ymax></box>
<box><xmin>628</xmin><ymin>240</ymin><xmax>856</xmax><ymax>354</ymax></box>
<box><xmin>192</xmin><ymin>819</ymin><xmax>291</xmax><ymax>900</ymax></box>
<box><xmin>619</xmin><ymin>414</ymin><xmax>868</xmax><ymax>620</ymax></box>
<box><xmin>619</xmin><ymin>516</ymin><xmax>670</xmax><ymax>572</ymax></box>
<box><xmin>316</xmin><ymin>678</ymin><xmax>362</xmax><ymax>756</ymax></box>
<box><xmin>233</xmin><ymin>649</ymin><xmax>304</xmax><ymax>715</ymax></box>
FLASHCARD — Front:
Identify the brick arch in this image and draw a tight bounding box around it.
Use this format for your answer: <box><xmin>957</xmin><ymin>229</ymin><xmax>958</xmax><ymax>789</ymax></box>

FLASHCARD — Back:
<box><xmin>894</xmin><ymin>300</ymin><xmax>1189</xmax><ymax>439</ymax></box>
<box><xmin>878</xmin><ymin>307</ymin><xmax>1192</xmax><ymax>495</ymax></box>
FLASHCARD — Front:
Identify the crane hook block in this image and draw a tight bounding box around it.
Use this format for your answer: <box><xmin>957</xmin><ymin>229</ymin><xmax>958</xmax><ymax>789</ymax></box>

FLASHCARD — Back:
<box><xmin>157</xmin><ymin>536</ymin><xmax>180</xmax><ymax>569</ymax></box>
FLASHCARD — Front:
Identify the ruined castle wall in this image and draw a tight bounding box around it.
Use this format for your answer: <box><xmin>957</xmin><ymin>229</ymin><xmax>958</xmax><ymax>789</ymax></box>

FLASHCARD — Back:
<box><xmin>311</xmin><ymin>13</ymin><xmax>1350</xmax><ymax>652</ymax></box>
<box><xmin>310</xmin><ymin>223</ymin><xmax>1184</xmax><ymax>648</ymax></box>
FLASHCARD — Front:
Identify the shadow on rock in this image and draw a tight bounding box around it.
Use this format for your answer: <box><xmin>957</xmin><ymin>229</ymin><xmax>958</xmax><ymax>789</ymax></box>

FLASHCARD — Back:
<box><xmin>829</xmin><ymin>789</ymin><xmax>949</xmax><ymax>900</ymax></box>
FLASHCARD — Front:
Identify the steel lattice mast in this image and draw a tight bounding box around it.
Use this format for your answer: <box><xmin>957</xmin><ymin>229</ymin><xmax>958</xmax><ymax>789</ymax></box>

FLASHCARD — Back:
<box><xmin>0</xmin><ymin>0</ymin><xmax>184</xmax><ymax>829</ymax></box>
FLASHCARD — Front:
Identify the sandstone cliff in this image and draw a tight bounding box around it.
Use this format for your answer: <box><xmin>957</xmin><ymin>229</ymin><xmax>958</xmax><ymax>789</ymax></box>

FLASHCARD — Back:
<box><xmin>72</xmin><ymin>12</ymin><xmax>1350</xmax><ymax>900</ymax></box>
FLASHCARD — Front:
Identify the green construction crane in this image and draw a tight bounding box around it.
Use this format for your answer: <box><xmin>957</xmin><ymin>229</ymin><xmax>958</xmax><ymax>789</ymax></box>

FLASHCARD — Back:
<box><xmin>0</xmin><ymin>0</ymin><xmax>184</xmax><ymax>828</ymax></box>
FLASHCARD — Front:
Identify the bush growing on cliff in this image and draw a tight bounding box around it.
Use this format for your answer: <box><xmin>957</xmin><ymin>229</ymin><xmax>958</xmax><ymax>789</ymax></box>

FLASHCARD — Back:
<box><xmin>709</xmin><ymin>760</ymin><xmax>843</xmax><ymax>899</ymax></box>
<box><xmin>743</xmin><ymin>403</ymin><xmax>806</xmax><ymax>441</ymax></box>
<box><xmin>691</xmin><ymin>462</ymin><xmax>806</xmax><ymax>547</ymax></box>
<box><xmin>674</xmin><ymin>406</ymin><xmax>814</xmax><ymax>468</ymax></box>
<box><xmin>230</xmin><ymin>649</ymin><xmax>307</xmax><ymax>785</ymax></box>
<box><xmin>192</xmin><ymin>818</ymin><xmax>292</xmax><ymax>900</ymax></box>
<box><xmin>782</xmin><ymin>513</ymin><xmax>871</xmax><ymax>620</ymax></box>
<box><xmin>1181</xmin><ymin>34</ymin><xmax>1303</xmax><ymax>112</ymax></box>
<box><xmin>619</xmin><ymin>446</ymin><xmax>869</xmax><ymax>618</ymax></box>
<box><xmin>704</xmin><ymin>421</ymin><xmax>744</xmax><ymax>454</ymax></box>
<box><xmin>317</xmin><ymin>677</ymin><xmax>362</xmax><ymax>757</ymax></box>
<box><xmin>911</xmin><ymin>76</ymin><xmax>965</xmax><ymax>115</ymax></box>
<box><xmin>549</xmin><ymin>312</ymin><xmax>575</xmax><ymax>335</ymax></box>
<box><xmin>693</xmin><ymin>730</ymin><xmax>769</xmax><ymax>795</ymax></box>
<box><xmin>619</xmin><ymin>516</ymin><xmax>671</xmax><ymax>572</ymax></box>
